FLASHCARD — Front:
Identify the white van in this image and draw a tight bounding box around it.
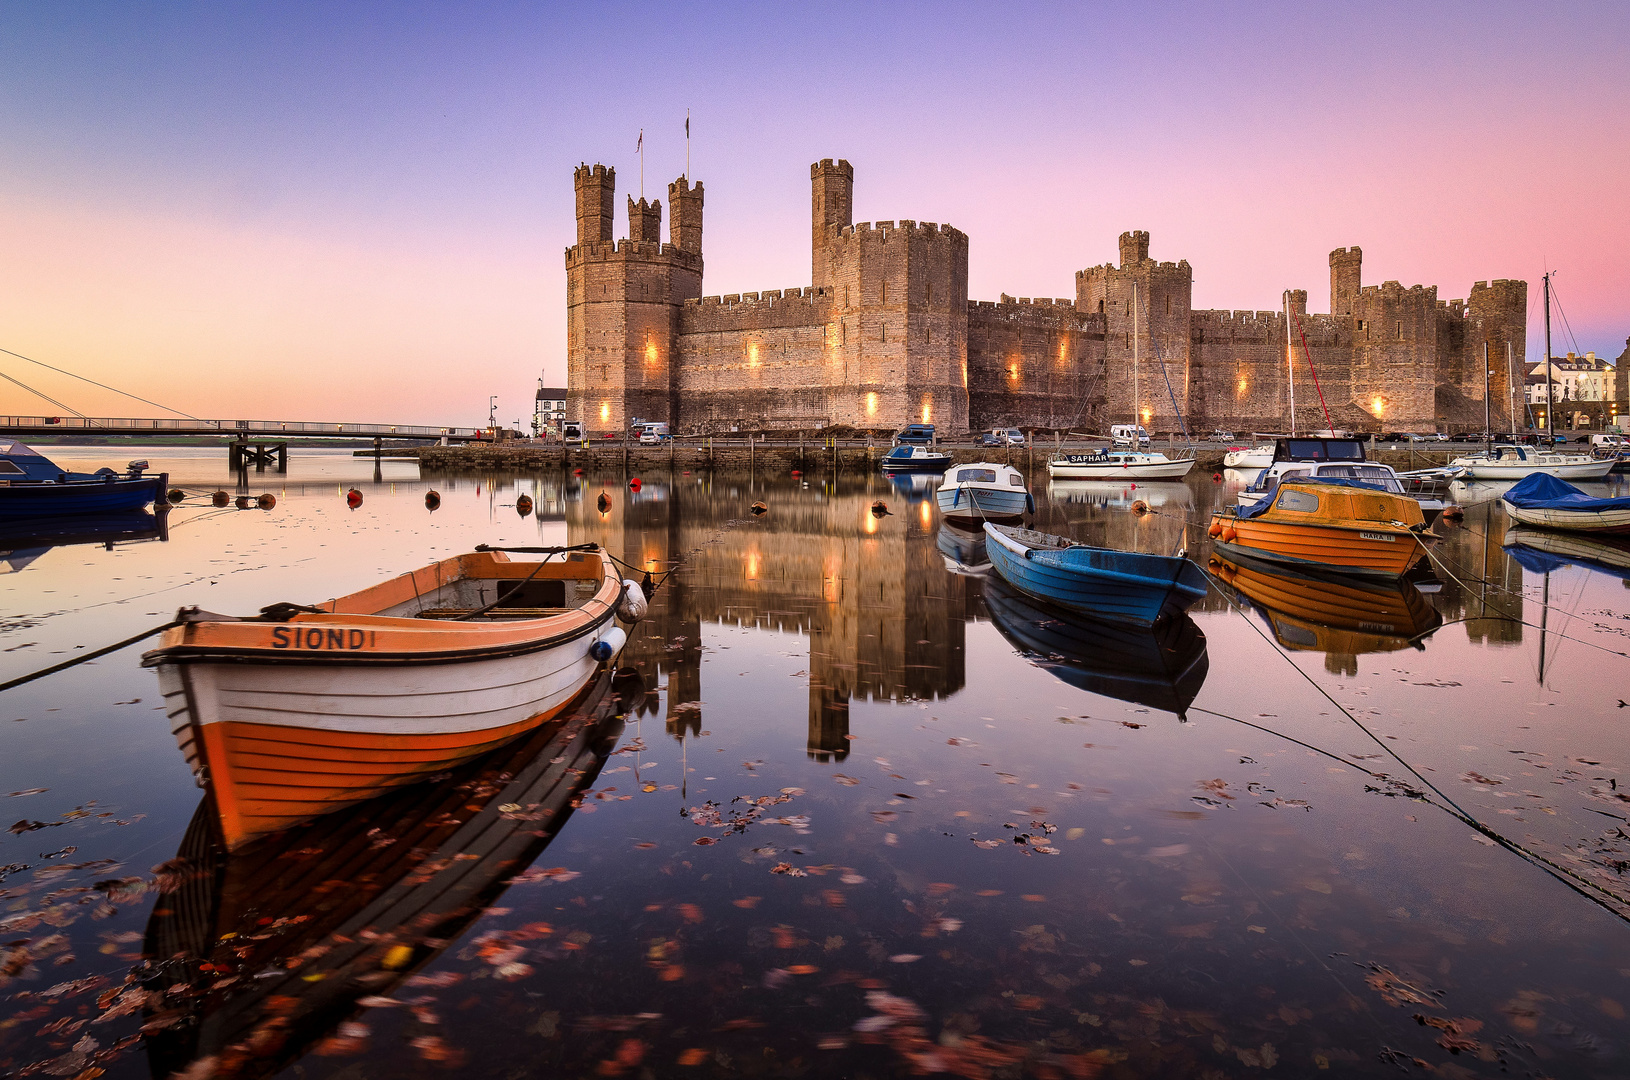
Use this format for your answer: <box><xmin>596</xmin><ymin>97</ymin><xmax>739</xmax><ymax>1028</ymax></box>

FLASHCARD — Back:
<box><xmin>1110</xmin><ymin>424</ymin><xmax>1151</xmax><ymax>447</ymax></box>
<box><xmin>1590</xmin><ymin>434</ymin><xmax>1627</xmax><ymax>449</ymax></box>
<box><xmin>638</xmin><ymin>422</ymin><xmax>671</xmax><ymax>445</ymax></box>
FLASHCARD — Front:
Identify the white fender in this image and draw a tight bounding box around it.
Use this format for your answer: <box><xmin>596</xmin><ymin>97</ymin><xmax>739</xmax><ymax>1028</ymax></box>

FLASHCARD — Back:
<box><xmin>617</xmin><ymin>579</ymin><xmax>648</xmax><ymax>623</ymax></box>
<box><xmin>590</xmin><ymin>626</ymin><xmax>627</xmax><ymax>663</ymax></box>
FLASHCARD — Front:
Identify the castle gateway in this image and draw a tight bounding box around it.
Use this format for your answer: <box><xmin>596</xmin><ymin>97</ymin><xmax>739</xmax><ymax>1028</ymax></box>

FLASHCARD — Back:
<box><xmin>566</xmin><ymin>159</ymin><xmax>1525</xmax><ymax>435</ymax></box>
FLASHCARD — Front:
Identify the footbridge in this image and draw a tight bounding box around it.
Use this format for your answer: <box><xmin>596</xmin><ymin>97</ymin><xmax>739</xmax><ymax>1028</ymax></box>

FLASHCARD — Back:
<box><xmin>1</xmin><ymin>414</ymin><xmax>486</xmax><ymax>442</ymax></box>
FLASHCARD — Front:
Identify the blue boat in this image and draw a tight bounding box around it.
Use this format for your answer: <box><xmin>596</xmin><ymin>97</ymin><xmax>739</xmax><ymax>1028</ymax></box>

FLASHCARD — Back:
<box><xmin>935</xmin><ymin>462</ymin><xmax>1032</xmax><ymax>521</ymax></box>
<box><xmin>981</xmin><ymin>572</ymin><xmax>1208</xmax><ymax>718</ymax></box>
<box><xmin>879</xmin><ymin>444</ymin><xmax>951</xmax><ymax>473</ymax></box>
<box><xmin>0</xmin><ymin>441</ymin><xmax>167</xmax><ymax>517</ymax></box>
<box><xmin>983</xmin><ymin>522</ymin><xmax>1208</xmax><ymax>626</ymax></box>
<box><xmin>0</xmin><ymin>510</ymin><xmax>169</xmax><ymax>573</ymax></box>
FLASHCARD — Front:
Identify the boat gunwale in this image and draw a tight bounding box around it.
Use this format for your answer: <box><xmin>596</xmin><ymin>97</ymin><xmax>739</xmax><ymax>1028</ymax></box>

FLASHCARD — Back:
<box><xmin>984</xmin><ymin>523</ymin><xmax>1208</xmax><ymax>600</ymax></box>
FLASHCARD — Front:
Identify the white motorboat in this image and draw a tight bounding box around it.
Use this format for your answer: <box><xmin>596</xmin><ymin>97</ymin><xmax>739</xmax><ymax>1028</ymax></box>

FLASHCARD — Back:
<box><xmin>1047</xmin><ymin>450</ymin><xmax>1195</xmax><ymax>480</ymax></box>
<box><xmin>1236</xmin><ymin>437</ymin><xmax>1449</xmax><ymax>518</ymax></box>
<box><xmin>936</xmin><ymin>462</ymin><xmax>1032</xmax><ymax>521</ymax></box>
<box><xmin>1223</xmin><ymin>444</ymin><xmax>1274</xmax><ymax>469</ymax></box>
<box><xmin>1447</xmin><ymin>445</ymin><xmax>1615</xmax><ymax>481</ymax></box>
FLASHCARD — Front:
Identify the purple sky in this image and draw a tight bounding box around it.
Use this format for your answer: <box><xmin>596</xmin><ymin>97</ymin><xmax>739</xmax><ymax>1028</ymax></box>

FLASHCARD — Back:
<box><xmin>1</xmin><ymin>1</ymin><xmax>1624</xmax><ymax>425</ymax></box>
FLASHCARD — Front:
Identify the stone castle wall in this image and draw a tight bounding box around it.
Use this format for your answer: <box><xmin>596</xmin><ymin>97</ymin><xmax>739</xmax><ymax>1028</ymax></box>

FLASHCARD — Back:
<box><xmin>565</xmin><ymin>159</ymin><xmax>1528</xmax><ymax>435</ymax></box>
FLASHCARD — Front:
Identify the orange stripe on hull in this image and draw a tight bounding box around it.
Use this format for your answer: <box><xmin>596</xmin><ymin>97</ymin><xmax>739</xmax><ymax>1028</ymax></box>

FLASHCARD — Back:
<box><xmin>200</xmin><ymin>707</ymin><xmax>567</xmax><ymax>852</ymax></box>
<box><xmin>1222</xmin><ymin>522</ymin><xmax>1421</xmax><ymax>576</ymax></box>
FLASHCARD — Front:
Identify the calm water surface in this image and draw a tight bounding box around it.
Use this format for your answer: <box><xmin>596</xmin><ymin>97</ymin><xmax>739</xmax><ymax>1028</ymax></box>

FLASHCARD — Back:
<box><xmin>3</xmin><ymin>448</ymin><xmax>1629</xmax><ymax>1078</ymax></box>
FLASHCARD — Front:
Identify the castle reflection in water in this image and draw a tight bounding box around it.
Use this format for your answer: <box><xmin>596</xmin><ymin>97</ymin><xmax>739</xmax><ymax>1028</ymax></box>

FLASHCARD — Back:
<box><xmin>547</xmin><ymin>466</ymin><xmax>1533</xmax><ymax>757</ymax></box>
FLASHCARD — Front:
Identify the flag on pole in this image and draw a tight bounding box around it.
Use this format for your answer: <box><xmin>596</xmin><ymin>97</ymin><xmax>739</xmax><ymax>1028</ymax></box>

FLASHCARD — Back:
<box><xmin>685</xmin><ymin>115</ymin><xmax>689</xmax><ymax>137</ymax></box>
<box><xmin>636</xmin><ymin>130</ymin><xmax>643</xmax><ymax>153</ymax></box>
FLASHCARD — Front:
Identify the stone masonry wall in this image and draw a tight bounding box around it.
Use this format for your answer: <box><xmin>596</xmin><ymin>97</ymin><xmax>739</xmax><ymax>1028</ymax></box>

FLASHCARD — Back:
<box><xmin>967</xmin><ymin>298</ymin><xmax>1106</xmax><ymax>431</ymax></box>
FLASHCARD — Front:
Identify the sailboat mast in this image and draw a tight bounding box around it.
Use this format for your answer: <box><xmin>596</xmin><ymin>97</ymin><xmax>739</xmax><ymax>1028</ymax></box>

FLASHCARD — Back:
<box><xmin>1132</xmin><ymin>280</ymin><xmax>1140</xmax><ymax>436</ymax></box>
<box><xmin>1507</xmin><ymin>341</ymin><xmax>1517</xmax><ymax>437</ymax></box>
<box><xmin>1284</xmin><ymin>291</ymin><xmax>1296</xmax><ymax>437</ymax></box>
<box><xmin>1483</xmin><ymin>341</ymin><xmax>1491</xmax><ymax>453</ymax></box>
<box><xmin>1544</xmin><ymin>272</ymin><xmax>1554</xmax><ymax>443</ymax></box>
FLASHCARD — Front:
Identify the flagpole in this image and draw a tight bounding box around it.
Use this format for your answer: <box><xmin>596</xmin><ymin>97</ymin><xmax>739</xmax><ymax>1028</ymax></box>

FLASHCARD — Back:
<box><xmin>638</xmin><ymin>128</ymin><xmax>644</xmax><ymax>199</ymax></box>
<box><xmin>685</xmin><ymin>109</ymin><xmax>690</xmax><ymax>181</ymax></box>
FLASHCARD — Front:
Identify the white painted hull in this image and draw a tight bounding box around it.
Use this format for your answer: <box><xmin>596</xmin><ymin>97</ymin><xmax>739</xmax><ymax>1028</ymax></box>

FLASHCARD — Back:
<box><xmin>1502</xmin><ymin>503</ymin><xmax>1630</xmax><ymax>534</ymax></box>
<box><xmin>1223</xmin><ymin>447</ymin><xmax>1274</xmax><ymax>468</ymax></box>
<box><xmin>1047</xmin><ymin>458</ymin><xmax>1195</xmax><ymax>480</ymax></box>
<box><xmin>1452</xmin><ymin>457</ymin><xmax>1616</xmax><ymax>480</ymax></box>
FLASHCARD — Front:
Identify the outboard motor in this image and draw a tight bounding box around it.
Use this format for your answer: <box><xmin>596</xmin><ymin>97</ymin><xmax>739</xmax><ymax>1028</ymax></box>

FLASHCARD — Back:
<box><xmin>127</xmin><ymin>459</ymin><xmax>149</xmax><ymax>477</ymax></box>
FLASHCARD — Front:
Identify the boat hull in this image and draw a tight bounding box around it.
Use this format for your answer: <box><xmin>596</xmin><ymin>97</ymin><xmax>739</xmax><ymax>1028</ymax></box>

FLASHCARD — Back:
<box><xmin>1223</xmin><ymin>447</ymin><xmax>1273</xmax><ymax>468</ymax></box>
<box><xmin>984</xmin><ymin>523</ymin><xmax>1208</xmax><ymax>626</ymax></box>
<box><xmin>1047</xmin><ymin>458</ymin><xmax>1195</xmax><ymax>479</ymax></box>
<box><xmin>1452</xmin><ymin>458</ymin><xmax>1615</xmax><ymax>480</ymax></box>
<box><xmin>880</xmin><ymin>456</ymin><xmax>951</xmax><ymax>473</ymax></box>
<box><xmin>0</xmin><ymin>473</ymin><xmax>166</xmax><ymax>516</ymax></box>
<box><xmin>935</xmin><ymin>485</ymin><xmax>1031</xmax><ymax>520</ymax></box>
<box><xmin>1502</xmin><ymin>502</ymin><xmax>1630</xmax><ymax>534</ymax></box>
<box><xmin>1209</xmin><ymin>551</ymin><xmax>1441</xmax><ymax>653</ymax></box>
<box><xmin>1211</xmin><ymin>519</ymin><xmax>1422</xmax><ymax>578</ymax></box>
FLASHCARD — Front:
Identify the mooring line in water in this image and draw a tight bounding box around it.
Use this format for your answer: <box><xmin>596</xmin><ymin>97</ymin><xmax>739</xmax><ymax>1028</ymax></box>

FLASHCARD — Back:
<box><xmin>1194</xmin><ymin>566</ymin><xmax>1630</xmax><ymax>922</ymax></box>
<box><xmin>0</xmin><ymin>618</ymin><xmax>184</xmax><ymax>695</ymax></box>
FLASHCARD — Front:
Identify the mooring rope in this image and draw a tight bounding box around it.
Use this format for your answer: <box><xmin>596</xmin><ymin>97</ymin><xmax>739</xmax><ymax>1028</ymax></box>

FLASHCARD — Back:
<box><xmin>0</xmin><ymin>618</ymin><xmax>184</xmax><ymax>694</ymax></box>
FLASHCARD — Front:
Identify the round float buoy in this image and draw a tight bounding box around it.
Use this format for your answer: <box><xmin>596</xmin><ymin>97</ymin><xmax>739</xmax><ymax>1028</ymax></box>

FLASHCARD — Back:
<box><xmin>573</xmin><ymin>468</ymin><xmax>584</xmax><ymax>476</ymax></box>
<box><xmin>791</xmin><ymin>469</ymin><xmax>801</xmax><ymax>477</ymax></box>
<box><xmin>597</xmin><ymin>492</ymin><xmax>611</xmax><ymax>513</ymax></box>
<box><xmin>167</xmin><ymin>488</ymin><xmax>185</xmax><ymax>504</ymax></box>
<box><xmin>629</xmin><ymin>477</ymin><xmax>641</xmax><ymax>492</ymax></box>
<box><xmin>1212</xmin><ymin>472</ymin><xmax>1223</xmax><ymax>483</ymax></box>
<box><xmin>516</xmin><ymin>494</ymin><xmax>533</xmax><ymax>516</ymax></box>
<box><xmin>424</xmin><ymin>490</ymin><xmax>441</xmax><ymax>511</ymax></box>
<box><xmin>1129</xmin><ymin>483</ymin><xmax>1137</xmax><ymax>490</ymax></box>
<box><xmin>346</xmin><ymin>488</ymin><xmax>363</xmax><ymax>509</ymax></box>
<box><xmin>750</xmin><ymin>501</ymin><xmax>768</xmax><ymax>516</ymax></box>
<box><xmin>1208</xmin><ymin>520</ymin><xmax>1223</xmax><ymax>538</ymax></box>
<box><xmin>234</xmin><ymin>495</ymin><xmax>251</xmax><ymax>510</ymax></box>
<box><xmin>257</xmin><ymin>493</ymin><xmax>276</xmax><ymax>510</ymax></box>
<box><xmin>870</xmin><ymin>500</ymin><xmax>890</xmax><ymax>517</ymax></box>
<box><xmin>211</xmin><ymin>490</ymin><xmax>230</xmax><ymax>507</ymax></box>
<box><xmin>1221</xmin><ymin>526</ymin><xmax>1237</xmax><ymax>543</ymax></box>
<box><xmin>1130</xmin><ymin>499</ymin><xmax>1151</xmax><ymax>515</ymax></box>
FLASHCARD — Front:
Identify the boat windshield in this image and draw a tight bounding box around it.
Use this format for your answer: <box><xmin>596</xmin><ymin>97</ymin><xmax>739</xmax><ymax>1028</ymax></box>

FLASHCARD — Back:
<box><xmin>1318</xmin><ymin>464</ymin><xmax>1403</xmax><ymax>493</ymax></box>
<box><xmin>956</xmin><ymin>469</ymin><xmax>997</xmax><ymax>483</ymax></box>
<box><xmin>1276</xmin><ymin>439</ymin><xmax>1366</xmax><ymax>463</ymax></box>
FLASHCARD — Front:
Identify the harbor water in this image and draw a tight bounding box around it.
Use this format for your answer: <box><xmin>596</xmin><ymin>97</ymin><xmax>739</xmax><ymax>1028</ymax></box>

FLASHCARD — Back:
<box><xmin>3</xmin><ymin>447</ymin><xmax>1629</xmax><ymax>1078</ymax></box>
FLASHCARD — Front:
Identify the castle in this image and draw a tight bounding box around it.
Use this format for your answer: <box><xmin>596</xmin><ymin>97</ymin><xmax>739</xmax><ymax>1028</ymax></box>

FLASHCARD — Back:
<box><xmin>566</xmin><ymin>159</ymin><xmax>1527</xmax><ymax>435</ymax></box>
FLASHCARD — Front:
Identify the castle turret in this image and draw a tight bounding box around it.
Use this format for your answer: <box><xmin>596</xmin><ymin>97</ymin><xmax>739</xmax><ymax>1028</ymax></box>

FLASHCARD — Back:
<box><xmin>628</xmin><ymin>196</ymin><xmax>662</xmax><ymax>244</ymax></box>
<box><xmin>1119</xmin><ymin>230</ymin><xmax>1150</xmax><ymax>268</ymax></box>
<box><xmin>669</xmin><ymin>176</ymin><xmax>703</xmax><ymax>254</ymax></box>
<box><xmin>1287</xmin><ymin>289</ymin><xmax>1308</xmax><ymax>316</ymax></box>
<box><xmin>574</xmin><ymin>164</ymin><xmax>615</xmax><ymax>245</ymax></box>
<box><xmin>811</xmin><ymin>159</ymin><xmax>854</xmax><ymax>287</ymax></box>
<box><xmin>1330</xmin><ymin>247</ymin><xmax>1362</xmax><ymax>316</ymax></box>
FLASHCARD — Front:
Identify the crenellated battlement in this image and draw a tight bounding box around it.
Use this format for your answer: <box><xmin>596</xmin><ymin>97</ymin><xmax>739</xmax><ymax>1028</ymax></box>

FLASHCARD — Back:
<box><xmin>811</xmin><ymin>158</ymin><xmax>853</xmax><ymax>178</ymax></box>
<box><xmin>686</xmin><ymin>286</ymin><xmax>829</xmax><ymax>309</ymax></box>
<box><xmin>827</xmin><ymin>220</ymin><xmax>969</xmax><ymax>245</ymax></box>
<box><xmin>573</xmin><ymin>163</ymin><xmax>613</xmax><ymax>186</ymax></box>
<box><xmin>564</xmin><ymin>239</ymin><xmax>703</xmax><ymax>270</ymax></box>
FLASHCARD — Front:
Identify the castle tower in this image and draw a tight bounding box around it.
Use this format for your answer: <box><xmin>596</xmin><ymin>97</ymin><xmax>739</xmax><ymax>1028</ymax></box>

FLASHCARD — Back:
<box><xmin>574</xmin><ymin>164</ymin><xmax>615</xmax><ymax>245</ymax></box>
<box><xmin>1465</xmin><ymin>278</ymin><xmax>1528</xmax><ymax>426</ymax></box>
<box><xmin>811</xmin><ymin>159</ymin><xmax>854</xmax><ymax>288</ymax></box>
<box><xmin>628</xmin><ymin>196</ymin><xmax>662</xmax><ymax>244</ymax></box>
<box><xmin>1330</xmin><ymin>247</ymin><xmax>1362</xmax><ymax>316</ymax></box>
<box><xmin>669</xmin><ymin>176</ymin><xmax>703</xmax><ymax>254</ymax></box>
<box><xmin>1075</xmin><ymin>231</ymin><xmax>1194</xmax><ymax>432</ymax></box>
<box><xmin>565</xmin><ymin>167</ymin><xmax>703</xmax><ymax>432</ymax></box>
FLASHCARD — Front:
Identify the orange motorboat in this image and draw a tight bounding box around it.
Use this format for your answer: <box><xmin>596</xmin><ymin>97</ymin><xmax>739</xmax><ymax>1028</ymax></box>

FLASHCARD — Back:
<box><xmin>1207</xmin><ymin>478</ymin><xmax>1429</xmax><ymax>578</ymax></box>
<box><xmin>142</xmin><ymin>544</ymin><xmax>643</xmax><ymax>851</ymax></box>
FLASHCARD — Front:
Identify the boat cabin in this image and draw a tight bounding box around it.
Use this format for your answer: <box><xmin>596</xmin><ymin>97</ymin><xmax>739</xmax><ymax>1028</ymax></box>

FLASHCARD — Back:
<box><xmin>1269</xmin><ymin>438</ymin><xmax>1368</xmax><ymax>464</ymax></box>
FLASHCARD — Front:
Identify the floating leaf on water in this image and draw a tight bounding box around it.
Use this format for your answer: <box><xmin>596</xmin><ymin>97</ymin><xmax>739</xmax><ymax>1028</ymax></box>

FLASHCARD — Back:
<box><xmin>888</xmin><ymin>954</ymin><xmax>921</xmax><ymax>963</ymax></box>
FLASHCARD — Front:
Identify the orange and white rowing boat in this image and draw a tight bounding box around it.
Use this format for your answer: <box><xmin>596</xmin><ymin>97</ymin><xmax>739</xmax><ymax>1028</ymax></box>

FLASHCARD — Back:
<box><xmin>142</xmin><ymin>544</ymin><xmax>643</xmax><ymax>851</ymax></box>
<box><xmin>1207</xmin><ymin>478</ymin><xmax>1429</xmax><ymax>578</ymax></box>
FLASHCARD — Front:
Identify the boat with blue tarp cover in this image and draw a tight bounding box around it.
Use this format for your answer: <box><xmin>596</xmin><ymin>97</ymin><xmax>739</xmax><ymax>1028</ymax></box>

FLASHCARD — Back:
<box><xmin>936</xmin><ymin>462</ymin><xmax>1032</xmax><ymax>521</ymax></box>
<box><xmin>981</xmin><ymin>572</ymin><xmax>1209</xmax><ymax>718</ymax></box>
<box><xmin>982</xmin><ymin>522</ymin><xmax>1207</xmax><ymax>626</ymax></box>
<box><xmin>1499</xmin><ymin>472</ymin><xmax>1630</xmax><ymax>534</ymax></box>
<box><xmin>0</xmin><ymin>440</ymin><xmax>167</xmax><ymax>517</ymax></box>
<box><xmin>879</xmin><ymin>444</ymin><xmax>951</xmax><ymax>473</ymax></box>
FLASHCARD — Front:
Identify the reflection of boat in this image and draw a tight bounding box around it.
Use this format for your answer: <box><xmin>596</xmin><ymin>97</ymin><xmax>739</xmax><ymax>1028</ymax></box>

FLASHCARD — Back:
<box><xmin>1223</xmin><ymin>444</ymin><xmax>1274</xmax><ymax>469</ymax></box>
<box><xmin>1209</xmin><ymin>552</ymin><xmax>1441</xmax><ymax>654</ymax></box>
<box><xmin>937</xmin><ymin>522</ymin><xmax>991</xmax><ymax>576</ymax></box>
<box><xmin>936</xmin><ymin>462</ymin><xmax>1032</xmax><ymax>520</ymax></box>
<box><xmin>1503</xmin><ymin>526</ymin><xmax>1630</xmax><ymax>580</ymax></box>
<box><xmin>0</xmin><ymin>509</ymin><xmax>168</xmax><ymax>573</ymax></box>
<box><xmin>0</xmin><ymin>440</ymin><xmax>168</xmax><ymax>515</ymax></box>
<box><xmin>879</xmin><ymin>445</ymin><xmax>951</xmax><ymax>473</ymax></box>
<box><xmin>1047</xmin><ymin>449</ymin><xmax>1194</xmax><ymax>480</ymax></box>
<box><xmin>984</xmin><ymin>523</ymin><xmax>1207</xmax><ymax>626</ymax></box>
<box><xmin>1047</xmin><ymin>478</ymin><xmax>1193</xmax><ymax>510</ymax></box>
<box><xmin>982</xmin><ymin>573</ymin><xmax>1208</xmax><ymax>718</ymax></box>
<box><xmin>887</xmin><ymin>470</ymin><xmax>940</xmax><ymax>502</ymax></box>
<box><xmin>1500</xmin><ymin>473</ymin><xmax>1630</xmax><ymax>534</ymax></box>
<box><xmin>1210</xmin><ymin>479</ymin><xmax>1427</xmax><ymax>578</ymax></box>
<box><xmin>142</xmin><ymin>546</ymin><xmax>635</xmax><ymax>851</ymax></box>
<box><xmin>142</xmin><ymin>669</ymin><xmax>629</xmax><ymax>1080</ymax></box>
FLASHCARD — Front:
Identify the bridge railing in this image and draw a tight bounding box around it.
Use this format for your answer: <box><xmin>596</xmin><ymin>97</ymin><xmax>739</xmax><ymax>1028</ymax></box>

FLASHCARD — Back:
<box><xmin>0</xmin><ymin>416</ymin><xmax>482</xmax><ymax>438</ymax></box>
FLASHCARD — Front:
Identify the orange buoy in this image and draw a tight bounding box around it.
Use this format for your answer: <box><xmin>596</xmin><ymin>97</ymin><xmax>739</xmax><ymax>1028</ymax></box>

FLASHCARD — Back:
<box><xmin>346</xmin><ymin>488</ymin><xmax>363</xmax><ymax>509</ymax></box>
<box><xmin>257</xmin><ymin>493</ymin><xmax>276</xmax><ymax>510</ymax></box>
<box><xmin>870</xmin><ymin>500</ymin><xmax>890</xmax><ymax>517</ymax></box>
<box><xmin>516</xmin><ymin>494</ymin><xmax>533</xmax><ymax>516</ymax></box>
<box><xmin>424</xmin><ymin>490</ymin><xmax>441</xmax><ymax>511</ymax></box>
<box><xmin>597</xmin><ymin>492</ymin><xmax>611</xmax><ymax>513</ymax></box>
<box><xmin>1208</xmin><ymin>521</ymin><xmax>1223</xmax><ymax>538</ymax></box>
<box><xmin>750</xmin><ymin>501</ymin><xmax>768</xmax><ymax>516</ymax></box>
<box><xmin>1440</xmin><ymin>505</ymin><xmax>1464</xmax><ymax>521</ymax></box>
<box><xmin>234</xmin><ymin>495</ymin><xmax>251</xmax><ymax>510</ymax></box>
<box><xmin>573</xmin><ymin>468</ymin><xmax>584</xmax><ymax>476</ymax></box>
<box><xmin>167</xmin><ymin>488</ymin><xmax>186</xmax><ymax>504</ymax></box>
<box><xmin>1130</xmin><ymin>499</ymin><xmax>1151</xmax><ymax>515</ymax></box>
<box><xmin>211</xmin><ymin>490</ymin><xmax>230</xmax><ymax>507</ymax></box>
<box><xmin>1221</xmin><ymin>526</ymin><xmax>1237</xmax><ymax>543</ymax></box>
<box><xmin>791</xmin><ymin>469</ymin><xmax>801</xmax><ymax>477</ymax></box>
<box><xmin>1212</xmin><ymin>472</ymin><xmax>1223</xmax><ymax>482</ymax></box>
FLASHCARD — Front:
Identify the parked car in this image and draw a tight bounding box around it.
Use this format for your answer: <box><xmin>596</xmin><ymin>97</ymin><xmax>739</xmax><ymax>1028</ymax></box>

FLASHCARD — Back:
<box><xmin>990</xmin><ymin>428</ymin><xmax>1026</xmax><ymax>446</ymax></box>
<box><xmin>979</xmin><ymin>432</ymin><xmax>1002</xmax><ymax>447</ymax></box>
<box><xmin>1208</xmin><ymin>430</ymin><xmax>1236</xmax><ymax>442</ymax></box>
<box><xmin>895</xmin><ymin>424</ymin><xmax>936</xmax><ymax>445</ymax></box>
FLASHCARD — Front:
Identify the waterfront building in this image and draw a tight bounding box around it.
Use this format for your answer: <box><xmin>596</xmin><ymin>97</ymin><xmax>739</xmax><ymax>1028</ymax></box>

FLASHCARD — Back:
<box><xmin>565</xmin><ymin>158</ymin><xmax>1528</xmax><ymax>436</ymax></box>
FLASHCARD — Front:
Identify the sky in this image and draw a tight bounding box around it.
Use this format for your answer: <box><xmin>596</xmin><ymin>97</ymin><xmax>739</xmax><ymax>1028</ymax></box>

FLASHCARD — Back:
<box><xmin>1</xmin><ymin>1</ymin><xmax>1626</xmax><ymax>427</ymax></box>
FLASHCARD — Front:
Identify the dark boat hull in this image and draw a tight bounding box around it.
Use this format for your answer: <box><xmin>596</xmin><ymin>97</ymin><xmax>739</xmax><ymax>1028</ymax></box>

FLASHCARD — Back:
<box><xmin>0</xmin><ymin>472</ymin><xmax>166</xmax><ymax>516</ymax></box>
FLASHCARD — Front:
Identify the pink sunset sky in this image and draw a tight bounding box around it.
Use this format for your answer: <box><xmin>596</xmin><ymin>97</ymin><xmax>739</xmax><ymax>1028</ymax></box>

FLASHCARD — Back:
<box><xmin>1</xmin><ymin>2</ymin><xmax>1625</xmax><ymax>427</ymax></box>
